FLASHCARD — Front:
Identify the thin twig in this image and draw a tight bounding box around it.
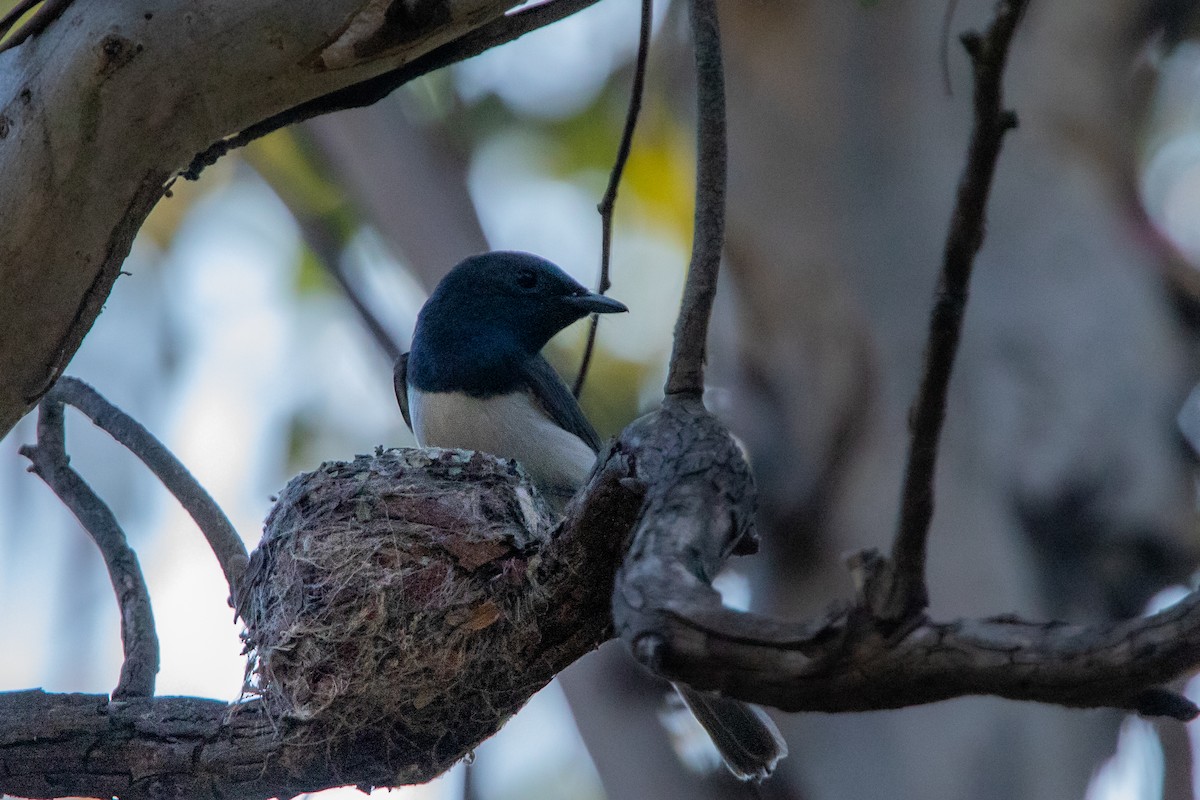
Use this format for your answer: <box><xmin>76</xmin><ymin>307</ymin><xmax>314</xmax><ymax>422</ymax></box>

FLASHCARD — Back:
<box><xmin>664</xmin><ymin>0</ymin><xmax>726</xmax><ymax>397</ymax></box>
<box><xmin>183</xmin><ymin>0</ymin><xmax>603</xmax><ymax>180</ymax></box>
<box><xmin>573</xmin><ymin>0</ymin><xmax>653</xmax><ymax>398</ymax></box>
<box><xmin>888</xmin><ymin>0</ymin><xmax>1028</xmax><ymax>621</ymax></box>
<box><xmin>19</xmin><ymin>395</ymin><xmax>159</xmax><ymax>699</ymax></box>
<box><xmin>37</xmin><ymin>378</ymin><xmax>249</xmax><ymax>594</ymax></box>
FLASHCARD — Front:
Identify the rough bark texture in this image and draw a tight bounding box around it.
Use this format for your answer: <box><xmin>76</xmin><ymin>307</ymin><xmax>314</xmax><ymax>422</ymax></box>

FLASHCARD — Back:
<box><xmin>0</xmin><ymin>0</ymin><xmax>521</xmax><ymax>438</ymax></box>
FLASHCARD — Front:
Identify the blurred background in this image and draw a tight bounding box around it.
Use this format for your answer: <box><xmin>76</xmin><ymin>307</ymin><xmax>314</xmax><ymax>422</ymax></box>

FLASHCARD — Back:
<box><xmin>5</xmin><ymin>0</ymin><xmax>1200</xmax><ymax>798</ymax></box>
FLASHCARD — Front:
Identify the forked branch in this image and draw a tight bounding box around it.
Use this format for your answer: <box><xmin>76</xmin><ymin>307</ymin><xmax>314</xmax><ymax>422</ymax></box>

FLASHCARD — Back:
<box><xmin>25</xmin><ymin>378</ymin><xmax>249</xmax><ymax>593</ymax></box>
<box><xmin>613</xmin><ymin>0</ymin><xmax>1199</xmax><ymax>727</ymax></box>
<box><xmin>19</xmin><ymin>388</ymin><xmax>159</xmax><ymax>700</ymax></box>
<box><xmin>17</xmin><ymin>377</ymin><xmax>251</xmax><ymax>695</ymax></box>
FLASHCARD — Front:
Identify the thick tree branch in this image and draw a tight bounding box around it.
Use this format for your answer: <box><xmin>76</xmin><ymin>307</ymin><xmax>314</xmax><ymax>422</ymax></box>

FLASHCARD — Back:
<box><xmin>574</xmin><ymin>0</ymin><xmax>652</xmax><ymax>398</ymax></box>
<box><xmin>664</xmin><ymin>0</ymin><xmax>725</xmax><ymax>397</ymax></box>
<box><xmin>0</xmin><ymin>0</ymin><xmax>601</xmax><ymax>440</ymax></box>
<box><xmin>182</xmin><ymin>0</ymin><xmax>604</xmax><ymax>180</ymax></box>
<box><xmin>888</xmin><ymin>0</ymin><xmax>1027</xmax><ymax>620</ymax></box>
<box><xmin>18</xmin><ymin>392</ymin><xmax>159</xmax><ymax>700</ymax></box>
<box><xmin>622</xmin><ymin>548</ymin><xmax>1200</xmax><ymax>720</ymax></box>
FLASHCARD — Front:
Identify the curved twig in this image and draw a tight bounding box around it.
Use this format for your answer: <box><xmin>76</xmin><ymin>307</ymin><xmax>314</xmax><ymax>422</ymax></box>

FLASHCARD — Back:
<box><xmin>34</xmin><ymin>378</ymin><xmax>248</xmax><ymax>595</ymax></box>
<box><xmin>888</xmin><ymin>0</ymin><xmax>1027</xmax><ymax>621</ymax></box>
<box><xmin>664</xmin><ymin>0</ymin><xmax>726</xmax><ymax>397</ymax></box>
<box><xmin>574</xmin><ymin>0</ymin><xmax>653</xmax><ymax>398</ymax></box>
<box><xmin>19</xmin><ymin>394</ymin><xmax>159</xmax><ymax>699</ymax></box>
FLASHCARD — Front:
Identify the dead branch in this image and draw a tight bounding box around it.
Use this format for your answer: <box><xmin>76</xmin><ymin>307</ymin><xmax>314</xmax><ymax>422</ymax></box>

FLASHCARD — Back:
<box><xmin>618</xmin><ymin>533</ymin><xmax>1200</xmax><ymax>719</ymax></box>
<box><xmin>888</xmin><ymin>0</ymin><xmax>1027</xmax><ymax>620</ymax></box>
<box><xmin>18</xmin><ymin>388</ymin><xmax>159</xmax><ymax>700</ymax></box>
<box><xmin>612</xmin><ymin>0</ymin><xmax>1198</xmax><ymax>728</ymax></box>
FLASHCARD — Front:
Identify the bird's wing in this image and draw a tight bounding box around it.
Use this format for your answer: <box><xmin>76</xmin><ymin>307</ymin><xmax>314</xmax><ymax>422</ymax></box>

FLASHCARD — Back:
<box><xmin>518</xmin><ymin>354</ymin><xmax>602</xmax><ymax>453</ymax></box>
<box><xmin>394</xmin><ymin>352</ymin><xmax>412</xmax><ymax>431</ymax></box>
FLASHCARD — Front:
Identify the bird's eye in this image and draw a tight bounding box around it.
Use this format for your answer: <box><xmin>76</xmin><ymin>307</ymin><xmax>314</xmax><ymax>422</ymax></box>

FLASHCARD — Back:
<box><xmin>515</xmin><ymin>269</ymin><xmax>538</xmax><ymax>290</ymax></box>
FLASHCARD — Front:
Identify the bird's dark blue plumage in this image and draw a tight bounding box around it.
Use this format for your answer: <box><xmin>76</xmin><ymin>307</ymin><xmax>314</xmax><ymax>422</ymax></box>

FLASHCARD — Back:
<box><xmin>406</xmin><ymin>251</ymin><xmax>625</xmax><ymax>400</ymax></box>
<box><xmin>396</xmin><ymin>251</ymin><xmax>625</xmax><ymax>502</ymax></box>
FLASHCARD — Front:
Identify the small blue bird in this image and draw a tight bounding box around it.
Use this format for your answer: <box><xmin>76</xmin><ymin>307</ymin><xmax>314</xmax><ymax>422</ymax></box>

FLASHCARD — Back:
<box><xmin>395</xmin><ymin>250</ymin><xmax>626</xmax><ymax>509</ymax></box>
<box><xmin>395</xmin><ymin>250</ymin><xmax>785</xmax><ymax>781</ymax></box>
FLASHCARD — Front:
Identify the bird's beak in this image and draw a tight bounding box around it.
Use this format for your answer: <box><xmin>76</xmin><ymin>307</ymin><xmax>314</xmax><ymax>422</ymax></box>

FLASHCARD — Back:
<box><xmin>567</xmin><ymin>291</ymin><xmax>628</xmax><ymax>314</ymax></box>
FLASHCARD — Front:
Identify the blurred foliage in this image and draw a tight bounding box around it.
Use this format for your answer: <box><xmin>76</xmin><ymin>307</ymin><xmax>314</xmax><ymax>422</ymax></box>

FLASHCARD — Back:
<box><xmin>242</xmin><ymin>130</ymin><xmax>356</xmax><ymax>297</ymax></box>
<box><xmin>247</xmin><ymin>131</ymin><xmax>351</xmax><ymax>227</ymax></box>
<box><xmin>457</xmin><ymin>68</ymin><xmax>696</xmax><ymax>247</ymax></box>
<box><xmin>548</xmin><ymin>343</ymin><xmax>652</xmax><ymax>438</ymax></box>
<box><xmin>546</xmin><ymin>91</ymin><xmax>695</xmax><ymax>248</ymax></box>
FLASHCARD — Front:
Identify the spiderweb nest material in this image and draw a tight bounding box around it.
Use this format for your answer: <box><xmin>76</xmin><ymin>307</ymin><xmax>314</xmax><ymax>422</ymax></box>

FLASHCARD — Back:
<box><xmin>238</xmin><ymin>447</ymin><xmax>570</xmax><ymax>783</ymax></box>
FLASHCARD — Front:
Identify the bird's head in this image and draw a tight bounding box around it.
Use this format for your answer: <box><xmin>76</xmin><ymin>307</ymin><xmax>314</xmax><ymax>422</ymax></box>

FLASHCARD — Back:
<box><xmin>409</xmin><ymin>251</ymin><xmax>627</xmax><ymax>392</ymax></box>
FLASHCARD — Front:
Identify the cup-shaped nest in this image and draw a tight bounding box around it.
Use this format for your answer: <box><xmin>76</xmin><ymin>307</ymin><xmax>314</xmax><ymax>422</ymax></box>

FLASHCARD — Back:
<box><xmin>238</xmin><ymin>448</ymin><xmax>566</xmax><ymax>783</ymax></box>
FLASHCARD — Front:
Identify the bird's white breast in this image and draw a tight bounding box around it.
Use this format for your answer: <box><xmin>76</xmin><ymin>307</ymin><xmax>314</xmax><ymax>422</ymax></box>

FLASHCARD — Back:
<box><xmin>408</xmin><ymin>386</ymin><xmax>597</xmax><ymax>502</ymax></box>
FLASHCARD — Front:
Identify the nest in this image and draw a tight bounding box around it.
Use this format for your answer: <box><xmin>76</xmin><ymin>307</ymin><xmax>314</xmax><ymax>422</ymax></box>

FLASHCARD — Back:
<box><xmin>238</xmin><ymin>447</ymin><xmax>561</xmax><ymax>783</ymax></box>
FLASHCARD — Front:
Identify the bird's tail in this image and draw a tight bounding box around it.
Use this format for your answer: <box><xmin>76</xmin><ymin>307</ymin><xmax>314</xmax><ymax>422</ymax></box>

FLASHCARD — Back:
<box><xmin>674</xmin><ymin>683</ymin><xmax>787</xmax><ymax>781</ymax></box>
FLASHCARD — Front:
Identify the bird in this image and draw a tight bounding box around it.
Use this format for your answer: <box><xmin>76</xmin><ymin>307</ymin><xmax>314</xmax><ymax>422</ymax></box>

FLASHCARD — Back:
<box><xmin>395</xmin><ymin>250</ymin><xmax>787</xmax><ymax>781</ymax></box>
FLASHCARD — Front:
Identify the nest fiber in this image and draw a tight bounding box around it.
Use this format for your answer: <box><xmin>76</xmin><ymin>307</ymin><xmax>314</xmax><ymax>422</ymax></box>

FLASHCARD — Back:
<box><xmin>239</xmin><ymin>448</ymin><xmax>557</xmax><ymax>783</ymax></box>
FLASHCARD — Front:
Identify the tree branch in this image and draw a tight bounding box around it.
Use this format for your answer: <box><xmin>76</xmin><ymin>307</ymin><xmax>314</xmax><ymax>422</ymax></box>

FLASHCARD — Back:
<box><xmin>573</xmin><ymin>0</ymin><xmax>652</xmax><ymax>398</ymax></box>
<box><xmin>888</xmin><ymin>0</ymin><xmax>1028</xmax><ymax>620</ymax></box>
<box><xmin>625</xmin><ymin>544</ymin><xmax>1200</xmax><ymax>720</ymax></box>
<box><xmin>609</xmin><ymin>398</ymin><xmax>1200</xmax><ymax>720</ymax></box>
<box><xmin>28</xmin><ymin>378</ymin><xmax>249</xmax><ymax>594</ymax></box>
<box><xmin>182</xmin><ymin>0</ymin><xmax>604</xmax><ymax>181</ymax></box>
<box><xmin>18</xmin><ymin>391</ymin><xmax>159</xmax><ymax>700</ymax></box>
<box><xmin>664</xmin><ymin>0</ymin><xmax>726</xmax><ymax>397</ymax></box>
<box><xmin>612</xmin><ymin>0</ymin><xmax>1199</xmax><ymax>731</ymax></box>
